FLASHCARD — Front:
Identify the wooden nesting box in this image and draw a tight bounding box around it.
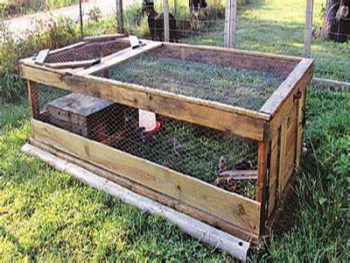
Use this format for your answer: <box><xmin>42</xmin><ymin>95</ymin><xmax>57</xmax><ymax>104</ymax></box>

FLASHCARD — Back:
<box><xmin>46</xmin><ymin>93</ymin><xmax>115</xmax><ymax>138</ymax></box>
<box><xmin>20</xmin><ymin>38</ymin><xmax>313</xmax><ymax>246</ymax></box>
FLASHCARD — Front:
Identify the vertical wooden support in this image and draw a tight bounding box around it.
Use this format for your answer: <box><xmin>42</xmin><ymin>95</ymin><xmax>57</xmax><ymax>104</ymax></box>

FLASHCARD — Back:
<box><xmin>257</xmin><ymin>140</ymin><xmax>271</xmax><ymax>234</ymax></box>
<box><xmin>116</xmin><ymin>0</ymin><xmax>124</xmax><ymax>34</ymax></box>
<box><xmin>278</xmin><ymin>120</ymin><xmax>287</xmax><ymax>198</ymax></box>
<box><xmin>163</xmin><ymin>0</ymin><xmax>170</xmax><ymax>42</ymax></box>
<box><xmin>27</xmin><ymin>81</ymin><xmax>39</xmax><ymax>119</ymax></box>
<box><xmin>304</xmin><ymin>0</ymin><xmax>314</xmax><ymax>58</ymax></box>
<box><xmin>79</xmin><ymin>0</ymin><xmax>84</xmax><ymax>39</ymax></box>
<box><xmin>295</xmin><ymin>88</ymin><xmax>306</xmax><ymax>168</ymax></box>
<box><xmin>224</xmin><ymin>0</ymin><xmax>237</xmax><ymax>48</ymax></box>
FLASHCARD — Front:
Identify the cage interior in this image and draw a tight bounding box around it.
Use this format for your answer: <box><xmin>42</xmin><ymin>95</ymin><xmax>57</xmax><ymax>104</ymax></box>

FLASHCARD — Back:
<box><xmin>94</xmin><ymin>45</ymin><xmax>299</xmax><ymax>111</ymax></box>
<box><xmin>45</xmin><ymin>39</ymin><xmax>131</xmax><ymax>64</ymax></box>
<box><xmin>34</xmin><ymin>85</ymin><xmax>259</xmax><ymax>200</ymax></box>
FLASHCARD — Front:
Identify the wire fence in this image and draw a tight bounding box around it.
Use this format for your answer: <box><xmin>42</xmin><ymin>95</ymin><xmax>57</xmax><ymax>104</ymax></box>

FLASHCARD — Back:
<box><xmin>1</xmin><ymin>0</ymin><xmax>349</xmax><ymax>82</ymax></box>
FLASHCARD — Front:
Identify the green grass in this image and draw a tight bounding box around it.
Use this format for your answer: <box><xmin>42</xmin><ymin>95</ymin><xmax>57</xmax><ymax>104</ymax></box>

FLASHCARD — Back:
<box><xmin>0</xmin><ymin>0</ymin><xmax>349</xmax><ymax>261</ymax></box>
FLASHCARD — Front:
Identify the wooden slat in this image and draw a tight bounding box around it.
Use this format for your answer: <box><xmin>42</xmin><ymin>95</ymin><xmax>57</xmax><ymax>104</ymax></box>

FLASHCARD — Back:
<box><xmin>257</xmin><ymin>140</ymin><xmax>270</xmax><ymax>234</ymax></box>
<box><xmin>278</xmin><ymin>119</ymin><xmax>287</xmax><ymax>198</ymax></box>
<box><xmin>83</xmin><ymin>34</ymin><xmax>124</xmax><ymax>42</ymax></box>
<box><xmin>45</xmin><ymin>59</ymin><xmax>101</xmax><ymax>69</ymax></box>
<box><xmin>30</xmin><ymin>137</ymin><xmax>259</xmax><ymax>244</ymax></box>
<box><xmin>32</xmin><ymin>119</ymin><xmax>261</xmax><ymax>235</ymax></box>
<box><xmin>260</xmin><ymin>58</ymin><xmax>313</xmax><ymax>116</ymax></box>
<box><xmin>267</xmin><ymin>131</ymin><xmax>279</xmax><ymax>217</ymax></box>
<box><xmin>76</xmin><ymin>41</ymin><xmax>162</xmax><ymax>75</ymax></box>
<box><xmin>27</xmin><ymin>81</ymin><xmax>39</xmax><ymax>118</ymax></box>
<box><xmin>295</xmin><ymin>87</ymin><xmax>306</xmax><ymax>168</ymax></box>
<box><xmin>164</xmin><ymin>42</ymin><xmax>302</xmax><ymax>62</ymax></box>
<box><xmin>20</xmin><ymin>65</ymin><xmax>268</xmax><ymax>141</ymax></box>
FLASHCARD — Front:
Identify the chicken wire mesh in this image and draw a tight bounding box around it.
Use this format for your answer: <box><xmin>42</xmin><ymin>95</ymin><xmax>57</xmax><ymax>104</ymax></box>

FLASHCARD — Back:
<box><xmin>32</xmin><ymin>84</ymin><xmax>259</xmax><ymax>200</ymax></box>
<box><xmin>95</xmin><ymin>45</ymin><xmax>297</xmax><ymax>111</ymax></box>
<box><xmin>45</xmin><ymin>39</ymin><xmax>130</xmax><ymax>63</ymax></box>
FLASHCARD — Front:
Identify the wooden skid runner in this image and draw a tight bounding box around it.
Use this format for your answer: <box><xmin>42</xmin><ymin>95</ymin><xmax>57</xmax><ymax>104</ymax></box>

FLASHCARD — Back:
<box><xmin>31</xmin><ymin>119</ymin><xmax>261</xmax><ymax>236</ymax></box>
<box><xmin>21</xmin><ymin>143</ymin><xmax>251</xmax><ymax>260</ymax></box>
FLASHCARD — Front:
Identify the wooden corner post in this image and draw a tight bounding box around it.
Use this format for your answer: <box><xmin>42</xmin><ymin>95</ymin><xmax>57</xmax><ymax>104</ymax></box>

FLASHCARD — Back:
<box><xmin>257</xmin><ymin>140</ymin><xmax>271</xmax><ymax>234</ymax></box>
<box><xmin>27</xmin><ymin>80</ymin><xmax>39</xmax><ymax>119</ymax></box>
<box><xmin>163</xmin><ymin>0</ymin><xmax>170</xmax><ymax>42</ymax></box>
<box><xmin>304</xmin><ymin>0</ymin><xmax>314</xmax><ymax>58</ymax></box>
<box><xmin>116</xmin><ymin>0</ymin><xmax>124</xmax><ymax>34</ymax></box>
<box><xmin>224</xmin><ymin>0</ymin><xmax>237</xmax><ymax>48</ymax></box>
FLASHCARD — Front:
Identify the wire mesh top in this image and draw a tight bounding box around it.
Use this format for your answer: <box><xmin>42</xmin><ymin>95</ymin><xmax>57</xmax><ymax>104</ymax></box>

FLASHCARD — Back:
<box><xmin>96</xmin><ymin>46</ymin><xmax>299</xmax><ymax>111</ymax></box>
<box><xmin>45</xmin><ymin>39</ymin><xmax>131</xmax><ymax>63</ymax></box>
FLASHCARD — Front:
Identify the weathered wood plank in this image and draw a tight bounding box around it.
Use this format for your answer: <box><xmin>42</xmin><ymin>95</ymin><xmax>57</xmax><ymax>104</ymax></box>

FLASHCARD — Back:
<box><xmin>27</xmin><ymin>80</ymin><xmax>39</xmax><ymax>118</ymax></box>
<box><xmin>257</xmin><ymin>140</ymin><xmax>270</xmax><ymax>234</ymax></box>
<box><xmin>267</xmin><ymin>131</ymin><xmax>279</xmax><ymax>217</ymax></box>
<box><xmin>45</xmin><ymin>59</ymin><xmax>101</xmax><ymax>69</ymax></box>
<box><xmin>164</xmin><ymin>42</ymin><xmax>302</xmax><ymax>62</ymax></box>
<box><xmin>83</xmin><ymin>34</ymin><xmax>124</xmax><ymax>42</ymax></box>
<box><xmin>295</xmin><ymin>87</ymin><xmax>306</xmax><ymax>168</ymax></box>
<box><xmin>278</xmin><ymin>119</ymin><xmax>287</xmax><ymax>199</ymax></box>
<box><xmin>29</xmin><ymin>137</ymin><xmax>259</xmax><ymax>244</ymax></box>
<box><xmin>20</xmin><ymin>65</ymin><xmax>268</xmax><ymax>141</ymax></box>
<box><xmin>32</xmin><ymin>119</ymin><xmax>261</xmax><ymax>235</ymax></box>
<box><xmin>76</xmin><ymin>41</ymin><xmax>162</xmax><ymax>75</ymax></box>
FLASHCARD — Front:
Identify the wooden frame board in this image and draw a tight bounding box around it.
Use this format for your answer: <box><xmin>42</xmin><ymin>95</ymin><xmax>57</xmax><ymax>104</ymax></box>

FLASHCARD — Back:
<box><xmin>31</xmin><ymin>119</ymin><xmax>261</xmax><ymax>236</ymax></box>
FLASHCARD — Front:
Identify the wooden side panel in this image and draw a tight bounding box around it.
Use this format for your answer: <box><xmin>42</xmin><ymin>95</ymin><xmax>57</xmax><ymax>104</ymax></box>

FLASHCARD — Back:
<box><xmin>267</xmin><ymin>131</ymin><xmax>280</xmax><ymax>217</ymax></box>
<box><xmin>31</xmin><ymin>119</ymin><xmax>261</xmax><ymax>235</ymax></box>
<box><xmin>20</xmin><ymin>65</ymin><xmax>267</xmax><ymax>141</ymax></box>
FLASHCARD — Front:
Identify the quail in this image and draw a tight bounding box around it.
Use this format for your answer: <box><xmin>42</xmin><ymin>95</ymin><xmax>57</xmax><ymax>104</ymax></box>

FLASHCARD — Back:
<box><xmin>235</xmin><ymin>158</ymin><xmax>252</xmax><ymax>170</ymax></box>
<box><xmin>214</xmin><ymin>177</ymin><xmax>226</xmax><ymax>188</ymax></box>
<box><xmin>173</xmin><ymin>137</ymin><xmax>185</xmax><ymax>157</ymax></box>
<box><xmin>219</xmin><ymin>156</ymin><xmax>228</xmax><ymax>173</ymax></box>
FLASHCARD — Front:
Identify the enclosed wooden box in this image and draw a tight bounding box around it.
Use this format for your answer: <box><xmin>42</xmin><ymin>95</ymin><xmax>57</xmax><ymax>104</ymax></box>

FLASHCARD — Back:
<box><xmin>20</xmin><ymin>38</ymin><xmax>313</xmax><ymax>245</ymax></box>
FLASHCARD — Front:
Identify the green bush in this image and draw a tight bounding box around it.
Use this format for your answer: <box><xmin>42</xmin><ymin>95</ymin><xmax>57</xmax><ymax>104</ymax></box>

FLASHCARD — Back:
<box><xmin>0</xmin><ymin>15</ymin><xmax>79</xmax><ymax>102</ymax></box>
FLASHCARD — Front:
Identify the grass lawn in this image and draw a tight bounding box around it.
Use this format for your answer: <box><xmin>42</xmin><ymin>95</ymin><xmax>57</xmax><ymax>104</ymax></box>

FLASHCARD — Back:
<box><xmin>0</xmin><ymin>0</ymin><xmax>349</xmax><ymax>261</ymax></box>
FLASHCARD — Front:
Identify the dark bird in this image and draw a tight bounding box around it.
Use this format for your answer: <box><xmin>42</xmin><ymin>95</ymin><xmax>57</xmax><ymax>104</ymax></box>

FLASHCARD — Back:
<box><xmin>336</xmin><ymin>5</ymin><xmax>349</xmax><ymax>21</ymax></box>
<box><xmin>173</xmin><ymin>137</ymin><xmax>185</xmax><ymax>157</ymax></box>
<box><xmin>214</xmin><ymin>177</ymin><xmax>226</xmax><ymax>188</ymax></box>
<box><xmin>219</xmin><ymin>156</ymin><xmax>228</xmax><ymax>172</ymax></box>
<box><xmin>225</xmin><ymin>175</ymin><xmax>237</xmax><ymax>192</ymax></box>
<box><xmin>235</xmin><ymin>158</ymin><xmax>252</xmax><ymax>170</ymax></box>
<box><xmin>142</xmin><ymin>0</ymin><xmax>178</xmax><ymax>42</ymax></box>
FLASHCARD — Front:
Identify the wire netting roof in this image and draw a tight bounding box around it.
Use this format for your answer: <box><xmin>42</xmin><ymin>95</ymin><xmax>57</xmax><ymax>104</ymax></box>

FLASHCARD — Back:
<box><xmin>45</xmin><ymin>39</ymin><xmax>131</xmax><ymax>63</ymax></box>
<box><xmin>97</xmin><ymin>46</ymin><xmax>298</xmax><ymax>111</ymax></box>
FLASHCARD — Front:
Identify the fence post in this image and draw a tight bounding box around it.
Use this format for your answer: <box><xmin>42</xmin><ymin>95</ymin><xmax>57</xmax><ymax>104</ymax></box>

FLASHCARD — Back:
<box><xmin>116</xmin><ymin>0</ymin><xmax>124</xmax><ymax>34</ymax></box>
<box><xmin>164</xmin><ymin>0</ymin><xmax>170</xmax><ymax>42</ymax></box>
<box><xmin>304</xmin><ymin>0</ymin><xmax>314</xmax><ymax>58</ymax></box>
<box><xmin>79</xmin><ymin>0</ymin><xmax>84</xmax><ymax>39</ymax></box>
<box><xmin>224</xmin><ymin>0</ymin><xmax>237</xmax><ymax>48</ymax></box>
